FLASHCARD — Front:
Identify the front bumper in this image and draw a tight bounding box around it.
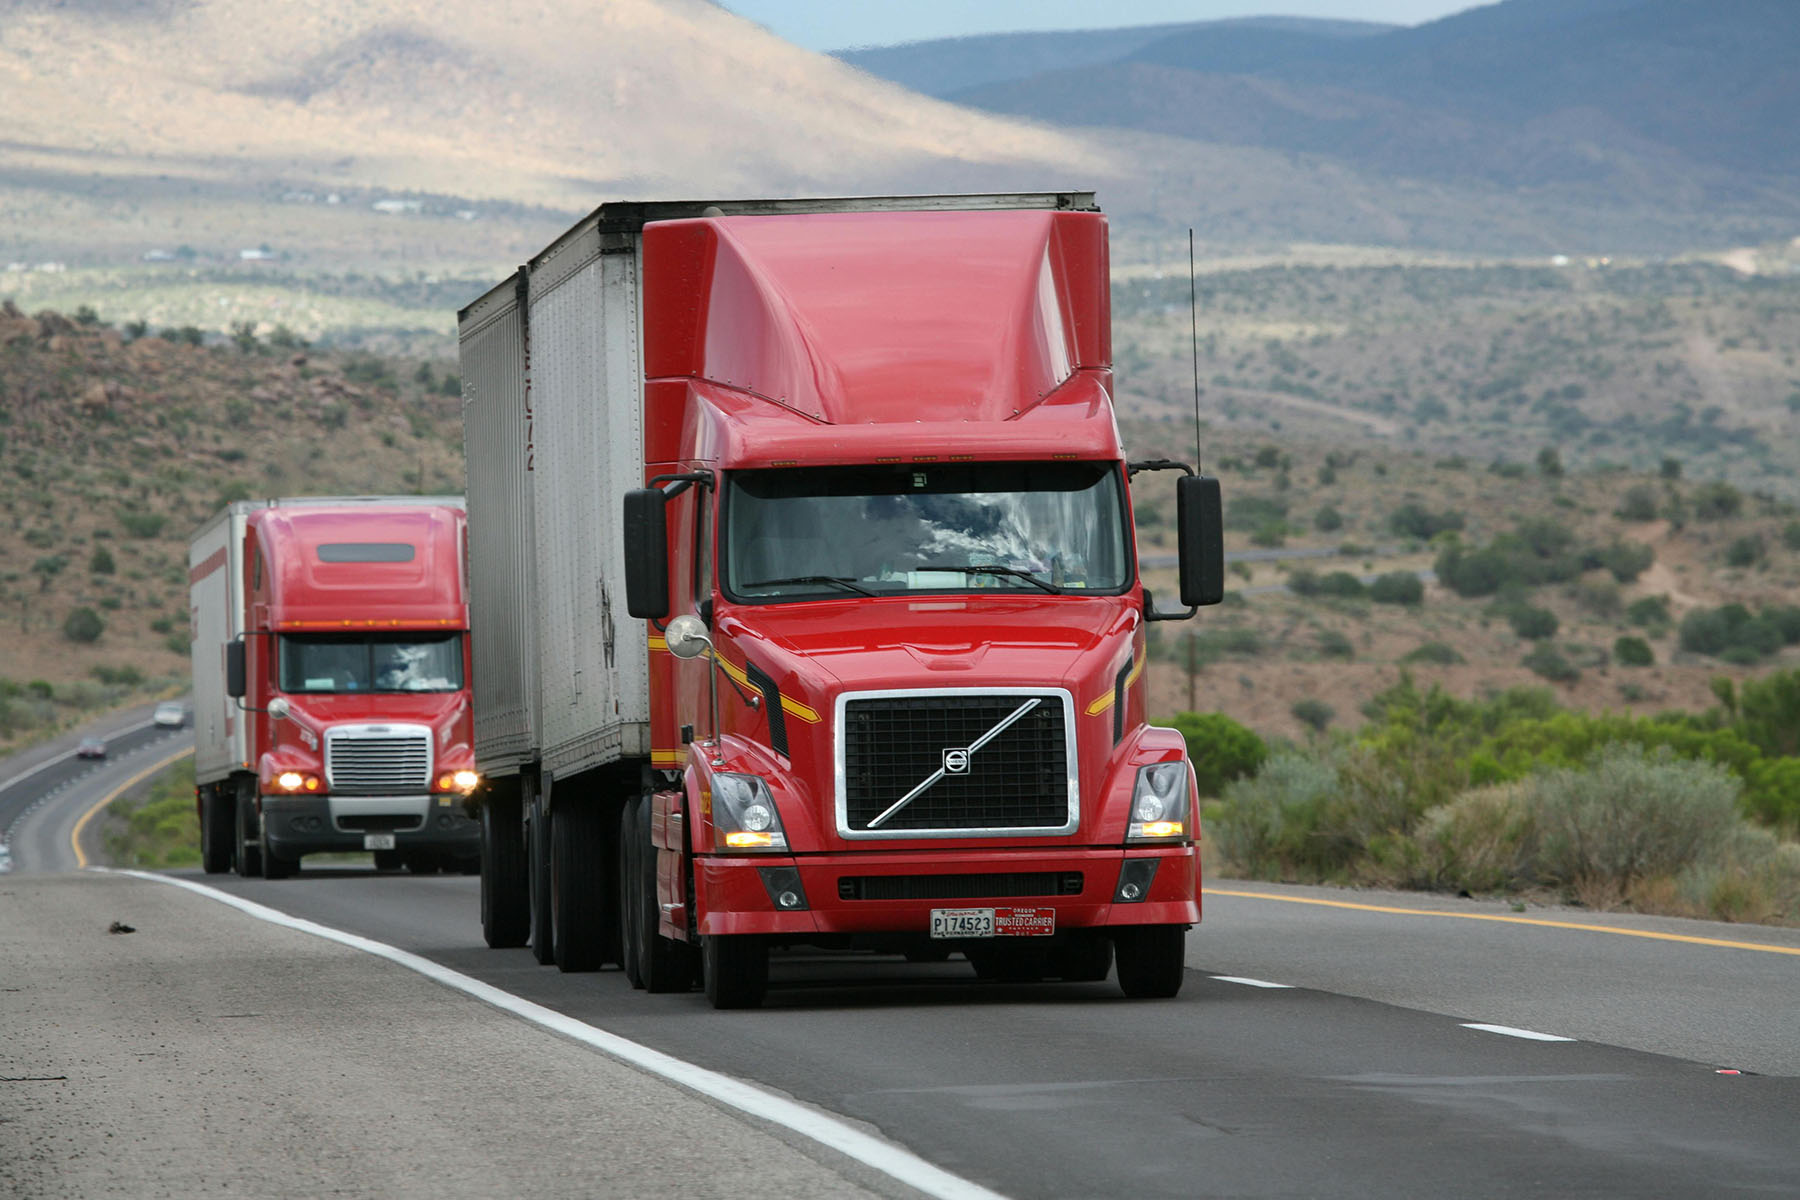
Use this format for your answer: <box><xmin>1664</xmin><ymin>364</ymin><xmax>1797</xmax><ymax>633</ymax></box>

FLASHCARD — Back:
<box><xmin>695</xmin><ymin>845</ymin><xmax>1200</xmax><ymax>937</ymax></box>
<box><xmin>260</xmin><ymin>794</ymin><xmax>479</xmax><ymax>859</ymax></box>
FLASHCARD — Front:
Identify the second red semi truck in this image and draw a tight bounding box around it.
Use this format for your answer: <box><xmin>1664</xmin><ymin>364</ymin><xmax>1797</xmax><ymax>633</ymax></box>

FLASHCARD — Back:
<box><xmin>188</xmin><ymin>497</ymin><xmax>481</xmax><ymax>878</ymax></box>
<box><xmin>459</xmin><ymin>193</ymin><xmax>1222</xmax><ymax>1006</ymax></box>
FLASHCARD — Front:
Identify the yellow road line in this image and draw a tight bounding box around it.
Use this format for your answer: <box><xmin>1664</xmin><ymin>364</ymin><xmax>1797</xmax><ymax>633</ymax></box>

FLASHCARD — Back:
<box><xmin>71</xmin><ymin>746</ymin><xmax>195</xmax><ymax>868</ymax></box>
<box><xmin>1207</xmin><ymin>887</ymin><xmax>1800</xmax><ymax>958</ymax></box>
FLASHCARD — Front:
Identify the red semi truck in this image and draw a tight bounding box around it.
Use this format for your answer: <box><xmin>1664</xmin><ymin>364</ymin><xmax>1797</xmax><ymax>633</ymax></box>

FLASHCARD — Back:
<box><xmin>459</xmin><ymin>193</ymin><xmax>1222</xmax><ymax>1007</ymax></box>
<box><xmin>188</xmin><ymin>497</ymin><xmax>482</xmax><ymax>878</ymax></box>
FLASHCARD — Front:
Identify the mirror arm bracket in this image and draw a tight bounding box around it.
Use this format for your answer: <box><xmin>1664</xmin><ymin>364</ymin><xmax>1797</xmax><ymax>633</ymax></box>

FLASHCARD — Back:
<box><xmin>1127</xmin><ymin>459</ymin><xmax>1195</xmax><ymax>479</ymax></box>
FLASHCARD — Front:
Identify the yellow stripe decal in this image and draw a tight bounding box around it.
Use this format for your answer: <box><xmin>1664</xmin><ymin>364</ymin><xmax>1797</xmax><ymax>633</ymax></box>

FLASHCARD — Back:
<box><xmin>647</xmin><ymin>633</ymin><xmax>820</xmax><ymax>724</ymax></box>
<box><xmin>1086</xmin><ymin>646</ymin><xmax>1145</xmax><ymax>716</ymax></box>
<box><xmin>1208</xmin><ymin>888</ymin><xmax>1800</xmax><ymax>957</ymax></box>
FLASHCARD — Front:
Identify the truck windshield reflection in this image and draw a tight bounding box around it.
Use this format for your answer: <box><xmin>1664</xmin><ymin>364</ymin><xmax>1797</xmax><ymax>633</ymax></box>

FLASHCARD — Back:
<box><xmin>279</xmin><ymin>633</ymin><xmax>465</xmax><ymax>693</ymax></box>
<box><xmin>724</xmin><ymin>461</ymin><xmax>1128</xmax><ymax>602</ymax></box>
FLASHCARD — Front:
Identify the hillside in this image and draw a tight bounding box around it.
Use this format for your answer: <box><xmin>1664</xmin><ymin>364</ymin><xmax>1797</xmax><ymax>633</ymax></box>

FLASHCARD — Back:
<box><xmin>5</xmin><ymin>288</ymin><xmax>1798</xmax><ymax>751</ymax></box>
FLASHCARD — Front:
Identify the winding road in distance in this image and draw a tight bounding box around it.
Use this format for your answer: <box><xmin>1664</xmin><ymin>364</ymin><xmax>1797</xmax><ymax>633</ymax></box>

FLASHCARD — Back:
<box><xmin>3</xmin><ymin>726</ymin><xmax>1798</xmax><ymax>1198</ymax></box>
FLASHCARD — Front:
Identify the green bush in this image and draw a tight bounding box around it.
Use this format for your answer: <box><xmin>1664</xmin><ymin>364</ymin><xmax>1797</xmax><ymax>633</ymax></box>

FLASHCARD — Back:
<box><xmin>89</xmin><ymin>546</ymin><xmax>115</xmax><ymax>575</ymax></box>
<box><xmin>1736</xmin><ymin>669</ymin><xmax>1800</xmax><ymax>759</ymax></box>
<box><xmin>1370</xmin><ymin>572</ymin><xmax>1424</xmax><ymax>606</ymax></box>
<box><xmin>1691</xmin><ymin>480</ymin><xmax>1743</xmax><ymax>520</ymax></box>
<box><xmin>102</xmin><ymin>758</ymin><xmax>201</xmax><ymax>869</ymax></box>
<box><xmin>1291</xmin><ymin>569</ymin><xmax>1366</xmax><ymax>599</ymax></box>
<box><xmin>1678</xmin><ymin>605</ymin><xmax>1782</xmax><ymax>661</ymax></box>
<box><xmin>1401</xmin><ymin>641</ymin><xmax>1464</xmax><ymax>665</ymax></box>
<box><xmin>1598</xmin><ymin>540</ymin><xmax>1654</xmax><ymax>583</ymax></box>
<box><xmin>1317</xmin><ymin>630</ymin><xmax>1355</xmax><ymax>660</ymax></box>
<box><xmin>1615</xmin><ymin>484</ymin><xmax>1660</xmax><ymax>522</ymax></box>
<box><xmin>1724</xmin><ymin>535</ymin><xmax>1765</xmax><ymax>568</ymax></box>
<box><xmin>1507</xmin><ymin>605</ymin><xmax>1559</xmax><ymax>640</ymax></box>
<box><xmin>1389</xmin><ymin>503</ymin><xmax>1464</xmax><ymax>541</ymax></box>
<box><xmin>1167</xmin><ymin>711</ymin><xmax>1268</xmax><ymax>798</ymax></box>
<box><xmin>1292</xmin><ymin>698</ymin><xmax>1336</xmax><ymax>732</ymax></box>
<box><xmin>1522</xmin><ymin>643</ymin><xmax>1578</xmax><ymax>681</ymax></box>
<box><xmin>1784</xmin><ymin>522</ymin><xmax>1800</xmax><ymax>552</ymax></box>
<box><xmin>1614</xmin><ymin>636</ymin><xmax>1654</xmax><ymax>667</ymax></box>
<box><xmin>1226</xmin><ymin>494</ymin><xmax>1288</xmax><ymax>531</ymax></box>
<box><xmin>1626</xmin><ymin>595</ymin><xmax>1670</xmax><ymax>627</ymax></box>
<box><xmin>118</xmin><ymin>510</ymin><xmax>168</xmax><ymax>539</ymax></box>
<box><xmin>1313</xmin><ymin>505</ymin><xmax>1343</xmax><ymax>532</ymax></box>
<box><xmin>63</xmin><ymin>607</ymin><xmax>105</xmax><ymax>643</ymax></box>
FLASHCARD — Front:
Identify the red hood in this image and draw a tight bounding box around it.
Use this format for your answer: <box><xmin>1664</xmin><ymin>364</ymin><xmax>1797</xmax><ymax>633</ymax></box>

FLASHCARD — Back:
<box><xmin>275</xmin><ymin>691</ymin><xmax>469</xmax><ymax>730</ymax></box>
<box><xmin>716</xmin><ymin>594</ymin><xmax>1138</xmax><ymax>712</ymax></box>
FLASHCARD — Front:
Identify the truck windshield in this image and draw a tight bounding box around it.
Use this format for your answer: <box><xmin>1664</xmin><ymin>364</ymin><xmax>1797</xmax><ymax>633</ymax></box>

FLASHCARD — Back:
<box><xmin>278</xmin><ymin>633</ymin><xmax>464</xmax><ymax>693</ymax></box>
<box><xmin>723</xmin><ymin>461</ymin><xmax>1129</xmax><ymax>602</ymax></box>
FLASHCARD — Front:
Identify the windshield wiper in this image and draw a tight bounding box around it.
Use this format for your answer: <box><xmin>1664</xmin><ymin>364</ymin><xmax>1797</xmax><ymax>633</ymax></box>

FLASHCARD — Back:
<box><xmin>913</xmin><ymin>564</ymin><xmax>1065</xmax><ymax>594</ymax></box>
<box><xmin>740</xmin><ymin>575</ymin><xmax>877</xmax><ymax>596</ymax></box>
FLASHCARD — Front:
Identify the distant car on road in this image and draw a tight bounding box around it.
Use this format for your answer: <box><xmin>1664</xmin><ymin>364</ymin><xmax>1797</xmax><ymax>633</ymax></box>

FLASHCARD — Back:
<box><xmin>0</xmin><ymin>844</ymin><xmax>12</xmax><ymax>873</ymax></box>
<box><xmin>152</xmin><ymin>701</ymin><xmax>187</xmax><ymax>729</ymax></box>
<box><xmin>76</xmin><ymin>736</ymin><xmax>108</xmax><ymax>760</ymax></box>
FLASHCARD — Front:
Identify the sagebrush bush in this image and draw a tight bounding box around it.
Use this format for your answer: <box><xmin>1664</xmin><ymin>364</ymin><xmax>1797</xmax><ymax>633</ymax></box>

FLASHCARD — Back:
<box><xmin>1167</xmin><ymin>711</ymin><xmax>1267</xmax><ymax>798</ymax></box>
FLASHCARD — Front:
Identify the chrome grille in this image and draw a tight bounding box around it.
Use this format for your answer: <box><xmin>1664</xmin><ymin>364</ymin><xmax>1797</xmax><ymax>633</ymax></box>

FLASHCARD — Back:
<box><xmin>325</xmin><ymin>727</ymin><xmax>431</xmax><ymax>794</ymax></box>
<box><xmin>839</xmin><ymin>692</ymin><xmax>1074</xmax><ymax>836</ymax></box>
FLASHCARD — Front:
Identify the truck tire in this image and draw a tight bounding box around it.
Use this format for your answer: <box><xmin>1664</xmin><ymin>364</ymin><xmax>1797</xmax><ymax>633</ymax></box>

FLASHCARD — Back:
<box><xmin>550</xmin><ymin>800</ymin><xmax>606</xmax><ymax>972</ymax></box>
<box><xmin>200</xmin><ymin>788</ymin><xmax>232</xmax><ymax>875</ymax></box>
<box><xmin>1048</xmin><ymin>932</ymin><xmax>1113</xmax><ymax>983</ymax></box>
<box><xmin>262</xmin><ymin>850</ymin><xmax>298</xmax><ymax>879</ymax></box>
<box><xmin>702</xmin><ymin>934</ymin><xmax>768</xmax><ymax>1009</ymax></box>
<box><xmin>635</xmin><ymin>793</ymin><xmax>694</xmax><ymax>994</ymax></box>
<box><xmin>1113</xmin><ymin>926</ymin><xmax>1187</xmax><ymax>999</ymax></box>
<box><xmin>480</xmin><ymin>786</ymin><xmax>530</xmax><ymax>949</ymax></box>
<box><xmin>527</xmin><ymin>778</ymin><xmax>555</xmax><ymax>965</ymax></box>
<box><xmin>618</xmin><ymin>801</ymin><xmax>644</xmax><ymax>988</ymax></box>
<box><xmin>233</xmin><ymin>784</ymin><xmax>262</xmax><ymax>878</ymax></box>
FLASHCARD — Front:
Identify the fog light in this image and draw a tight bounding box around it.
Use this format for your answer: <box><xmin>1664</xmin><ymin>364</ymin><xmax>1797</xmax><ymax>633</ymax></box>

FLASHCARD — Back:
<box><xmin>1120</xmin><ymin>882</ymin><xmax>1142</xmax><ymax>901</ymax></box>
<box><xmin>778</xmin><ymin>890</ymin><xmax>801</xmax><ymax>909</ymax></box>
<box><xmin>757</xmin><ymin>865</ymin><xmax>809</xmax><ymax>912</ymax></box>
<box><xmin>1114</xmin><ymin>858</ymin><xmax>1159</xmax><ymax>904</ymax></box>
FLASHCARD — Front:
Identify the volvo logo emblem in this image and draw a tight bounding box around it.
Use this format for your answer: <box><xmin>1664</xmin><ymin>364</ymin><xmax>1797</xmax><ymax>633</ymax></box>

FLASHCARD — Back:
<box><xmin>942</xmin><ymin>748</ymin><xmax>971</xmax><ymax>774</ymax></box>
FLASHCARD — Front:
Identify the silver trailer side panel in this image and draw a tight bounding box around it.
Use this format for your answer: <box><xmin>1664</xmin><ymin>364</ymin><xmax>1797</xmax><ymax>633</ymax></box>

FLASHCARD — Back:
<box><xmin>460</xmin><ymin>275</ymin><xmax>539</xmax><ymax>773</ymax></box>
<box><xmin>189</xmin><ymin>501</ymin><xmax>263</xmax><ymax>786</ymax></box>
<box><xmin>528</xmin><ymin>223</ymin><xmax>650</xmax><ymax>778</ymax></box>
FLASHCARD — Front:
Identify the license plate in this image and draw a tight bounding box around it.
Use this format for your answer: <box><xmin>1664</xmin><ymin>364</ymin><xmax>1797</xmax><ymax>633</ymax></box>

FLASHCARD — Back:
<box><xmin>929</xmin><ymin>907</ymin><xmax>1056</xmax><ymax>939</ymax></box>
<box><xmin>363</xmin><ymin>833</ymin><xmax>396</xmax><ymax>850</ymax></box>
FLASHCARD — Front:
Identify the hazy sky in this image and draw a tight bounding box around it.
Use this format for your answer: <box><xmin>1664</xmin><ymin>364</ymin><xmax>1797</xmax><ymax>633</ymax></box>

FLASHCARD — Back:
<box><xmin>716</xmin><ymin>1</ymin><xmax>1480</xmax><ymax>52</ymax></box>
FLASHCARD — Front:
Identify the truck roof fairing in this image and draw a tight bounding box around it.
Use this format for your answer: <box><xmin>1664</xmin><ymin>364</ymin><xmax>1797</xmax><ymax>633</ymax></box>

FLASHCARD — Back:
<box><xmin>250</xmin><ymin>505</ymin><xmax>468</xmax><ymax>630</ymax></box>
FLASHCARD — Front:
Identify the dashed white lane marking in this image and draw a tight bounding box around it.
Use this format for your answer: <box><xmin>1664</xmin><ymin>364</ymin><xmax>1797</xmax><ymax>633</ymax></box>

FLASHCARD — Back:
<box><xmin>1462</xmin><ymin>1023</ymin><xmax>1575</xmax><ymax>1043</ymax></box>
<box><xmin>1212</xmin><ymin>975</ymin><xmax>1295</xmax><ymax>989</ymax></box>
<box><xmin>106</xmin><ymin>869</ymin><xmax>1008</xmax><ymax>1200</ymax></box>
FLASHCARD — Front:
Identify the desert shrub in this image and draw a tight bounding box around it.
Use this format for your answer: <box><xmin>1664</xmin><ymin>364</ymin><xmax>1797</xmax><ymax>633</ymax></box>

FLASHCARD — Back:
<box><xmin>118</xmin><ymin>510</ymin><xmax>167</xmax><ymax>539</ymax></box>
<box><xmin>1615</xmin><ymin>484</ymin><xmax>1660</xmax><ymax>522</ymax></box>
<box><xmin>1401</xmin><ymin>641</ymin><xmax>1464</xmax><ymax>665</ymax></box>
<box><xmin>103</xmin><ymin>758</ymin><xmax>201</xmax><ymax>869</ymax></box>
<box><xmin>1506</xmin><ymin>605</ymin><xmax>1559</xmax><ymax>640</ymax></box>
<box><xmin>1742</xmin><ymin>758</ymin><xmax>1800</xmax><ymax>830</ymax></box>
<box><xmin>1413</xmin><ymin>782</ymin><xmax>1540</xmax><ymax>893</ymax></box>
<box><xmin>1724</xmin><ymin>535</ymin><xmax>1765</xmax><ymax>568</ymax></box>
<box><xmin>1691</xmin><ymin>480</ymin><xmax>1743</xmax><ymax>520</ymax></box>
<box><xmin>1522</xmin><ymin>643</ymin><xmax>1578</xmax><ymax>681</ymax></box>
<box><xmin>1293</xmin><ymin>570</ymin><xmax>1366</xmax><ymax>599</ymax></box>
<box><xmin>1785</xmin><ymin>522</ymin><xmax>1800</xmax><ymax>552</ymax></box>
<box><xmin>1313</xmin><ymin>505</ymin><xmax>1343</xmax><ymax>532</ymax></box>
<box><xmin>88</xmin><ymin>546</ymin><xmax>115</xmax><ymax>575</ymax></box>
<box><xmin>1574</xmin><ymin>575</ymin><xmax>1621</xmax><ymax>617</ymax></box>
<box><xmin>1250</xmin><ymin>521</ymin><xmax>1287</xmax><ymax>548</ymax></box>
<box><xmin>62</xmin><ymin>607</ymin><xmax>105</xmax><ymax>643</ymax></box>
<box><xmin>1369</xmin><ymin>572</ymin><xmax>1424</xmax><ymax>606</ymax></box>
<box><xmin>1735</xmin><ymin>669</ymin><xmax>1800</xmax><ymax>759</ymax></box>
<box><xmin>90</xmin><ymin>664</ymin><xmax>144</xmax><ymax>686</ymax></box>
<box><xmin>1292</xmin><ymin>698</ymin><xmax>1336</xmax><ymax>732</ymax></box>
<box><xmin>1317</xmin><ymin>630</ymin><xmax>1355</xmax><ymax>660</ymax></box>
<box><xmin>1212</xmin><ymin>751</ymin><xmax>1342</xmax><ymax>878</ymax></box>
<box><xmin>1530</xmin><ymin>745</ymin><xmax>1741</xmax><ymax>890</ymax></box>
<box><xmin>1226</xmin><ymin>494</ymin><xmax>1288</xmax><ymax>531</ymax></box>
<box><xmin>1678</xmin><ymin>605</ymin><xmax>1783</xmax><ymax>662</ymax></box>
<box><xmin>1626</xmin><ymin>595</ymin><xmax>1670</xmax><ymax>627</ymax></box>
<box><xmin>1167</xmin><ymin>711</ymin><xmax>1268</xmax><ymax>798</ymax></box>
<box><xmin>1768</xmin><ymin>607</ymin><xmax>1800</xmax><ymax>646</ymax></box>
<box><xmin>1613</xmin><ymin>636</ymin><xmax>1654</xmax><ymax>667</ymax></box>
<box><xmin>1389</xmin><ymin>503</ymin><xmax>1464</xmax><ymax>541</ymax></box>
<box><xmin>1598</xmin><ymin>540</ymin><xmax>1654</xmax><ymax>583</ymax></box>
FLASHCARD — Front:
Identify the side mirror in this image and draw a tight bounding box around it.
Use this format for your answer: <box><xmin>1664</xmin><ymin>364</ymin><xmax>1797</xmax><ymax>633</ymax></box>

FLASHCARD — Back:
<box><xmin>663</xmin><ymin>613</ymin><xmax>713</xmax><ymax>660</ymax></box>
<box><xmin>1177</xmin><ymin>474</ymin><xmax>1225</xmax><ymax>608</ymax></box>
<box><xmin>623</xmin><ymin>488</ymin><xmax>670</xmax><ymax>619</ymax></box>
<box><xmin>226</xmin><ymin>638</ymin><xmax>246</xmax><ymax>698</ymax></box>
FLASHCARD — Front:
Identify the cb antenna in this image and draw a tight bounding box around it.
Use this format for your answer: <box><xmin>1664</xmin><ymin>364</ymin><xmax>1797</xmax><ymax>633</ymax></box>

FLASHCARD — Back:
<box><xmin>1188</xmin><ymin>228</ymin><xmax>1203</xmax><ymax>474</ymax></box>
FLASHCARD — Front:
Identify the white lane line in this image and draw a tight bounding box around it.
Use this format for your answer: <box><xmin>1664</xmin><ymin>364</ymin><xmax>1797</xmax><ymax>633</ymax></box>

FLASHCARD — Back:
<box><xmin>1212</xmin><ymin>975</ymin><xmax>1294</xmax><ymax>989</ymax></box>
<box><xmin>1462</xmin><ymin>1023</ymin><xmax>1575</xmax><ymax>1043</ymax></box>
<box><xmin>104</xmin><ymin>869</ymin><xmax>1007</xmax><ymax>1200</ymax></box>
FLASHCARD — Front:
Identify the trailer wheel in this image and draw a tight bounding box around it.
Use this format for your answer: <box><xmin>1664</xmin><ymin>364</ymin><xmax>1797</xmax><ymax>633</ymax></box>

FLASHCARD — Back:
<box><xmin>618</xmin><ymin>801</ymin><xmax>644</xmax><ymax>988</ymax></box>
<box><xmin>1049</xmin><ymin>932</ymin><xmax>1113</xmax><ymax>983</ymax></box>
<box><xmin>635</xmin><ymin>793</ymin><xmax>694</xmax><ymax>994</ymax></box>
<box><xmin>702</xmin><ymin>934</ymin><xmax>767</xmax><ymax>1010</ymax></box>
<box><xmin>200</xmin><ymin>788</ymin><xmax>232</xmax><ymax>875</ymax></box>
<box><xmin>527</xmin><ymin>778</ymin><xmax>555</xmax><ymax>965</ymax></box>
<box><xmin>1113</xmin><ymin>926</ymin><xmax>1187</xmax><ymax>999</ymax></box>
<box><xmin>550</xmin><ymin>799</ymin><xmax>606</xmax><ymax>972</ymax></box>
<box><xmin>233</xmin><ymin>783</ymin><xmax>262</xmax><ymax>878</ymax></box>
<box><xmin>480</xmin><ymin>785</ymin><xmax>529</xmax><ymax>949</ymax></box>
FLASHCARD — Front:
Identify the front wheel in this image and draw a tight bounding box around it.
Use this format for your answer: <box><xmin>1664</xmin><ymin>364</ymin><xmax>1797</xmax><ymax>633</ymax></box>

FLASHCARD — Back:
<box><xmin>1113</xmin><ymin>926</ymin><xmax>1187</xmax><ymax>999</ymax></box>
<box><xmin>634</xmin><ymin>793</ymin><xmax>694</xmax><ymax>994</ymax></box>
<box><xmin>702</xmin><ymin>934</ymin><xmax>768</xmax><ymax>1009</ymax></box>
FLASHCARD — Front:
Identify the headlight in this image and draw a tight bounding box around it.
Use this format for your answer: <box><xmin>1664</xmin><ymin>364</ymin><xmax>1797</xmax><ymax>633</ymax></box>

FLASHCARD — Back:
<box><xmin>435</xmin><ymin>769</ymin><xmax>481</xmax><ymax>794</ymax></box>
<box><xmin>1128</xmin><ymin>761</ymin><xmax>1191</xmax><ymax>842</ymax></box>
<box><xmin>273</xmin><ymin>771</ymin><xmax>321</xmax><ymax>793</ymax></box>
<box><xmin>711</xmin><ymin>773</ymin><xmax>788</xmax><ymax>852</ymax></box>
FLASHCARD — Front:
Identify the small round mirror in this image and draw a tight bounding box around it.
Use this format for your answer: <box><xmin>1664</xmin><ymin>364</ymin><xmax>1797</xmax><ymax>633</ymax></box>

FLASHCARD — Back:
<box><xmin>267</xmin><ymin>697</ymin><xmax>291</xmax><ymax>721</ymax></box>
<box><xmin>664</xmin><ymin>614</ymin><xmax>712</xmax><ymax>660</ymax></box>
